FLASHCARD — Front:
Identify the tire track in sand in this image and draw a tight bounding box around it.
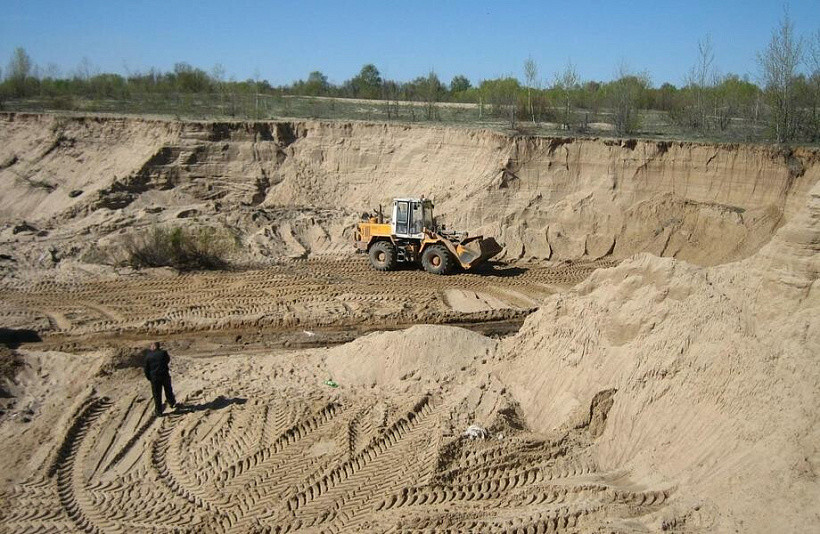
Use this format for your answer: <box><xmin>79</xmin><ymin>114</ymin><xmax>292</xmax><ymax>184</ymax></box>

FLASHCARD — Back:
<box><xmin>3</xmin><ymin>386</ymin><xmax>667</xmax><ymax>533</ymax></box>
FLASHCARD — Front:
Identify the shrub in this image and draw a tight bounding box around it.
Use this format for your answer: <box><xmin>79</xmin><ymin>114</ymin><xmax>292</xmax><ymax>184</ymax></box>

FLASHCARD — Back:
<box><xmin>123</xmin><ymin>226</ymin><xmax>236</xmax><ymax>271</ymax></box>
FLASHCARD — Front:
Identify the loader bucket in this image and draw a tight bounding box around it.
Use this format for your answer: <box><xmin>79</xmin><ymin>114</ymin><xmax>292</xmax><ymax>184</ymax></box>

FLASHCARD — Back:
<box><xmin>454</xmin><ymin>236</ymin><xmax>503</xmax><ymax>269</ymax></box>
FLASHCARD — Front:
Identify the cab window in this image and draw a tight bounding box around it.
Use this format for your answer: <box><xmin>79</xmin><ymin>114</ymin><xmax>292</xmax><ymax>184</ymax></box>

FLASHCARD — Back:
<box><xmin>423</xmin><ymin>202</ymin><xmax>433</xmax><ymax>230</ymax></box>
<box><xmin>395</xmin><ymin>201</ymin><xmax>409</xmax><ymax>234</ymax></box>
<box><xmin>410</xmin><ymin>202</ymin><xmax>423</xmax><ymax>234</ymax></box>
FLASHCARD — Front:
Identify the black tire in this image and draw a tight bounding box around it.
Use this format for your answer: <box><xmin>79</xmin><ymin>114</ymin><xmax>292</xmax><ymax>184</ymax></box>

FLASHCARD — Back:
<box><xmin>421</xmin><ymin>244</ymin><xmax>455</xmax><ymax>275</ymax></box>
<box><xmin>369</xmin><ymin>241</ymin><xmax>397</xmax><ymax>271</ymax></box>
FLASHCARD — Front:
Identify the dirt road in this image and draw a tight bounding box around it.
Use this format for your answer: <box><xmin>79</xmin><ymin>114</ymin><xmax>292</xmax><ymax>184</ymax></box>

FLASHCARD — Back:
<box><xmin>1</xmin><ymin>257</ymin><xmax>613</xmax><ymax>350</ymax></box>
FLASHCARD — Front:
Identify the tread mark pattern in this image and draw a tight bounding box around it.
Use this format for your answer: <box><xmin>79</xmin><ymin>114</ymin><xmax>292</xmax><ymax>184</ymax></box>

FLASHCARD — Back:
<box><xmin>0</xmin><ymin>257</ymin><xmax>614</xmax><ymax>340</ymax></box>
<box><xmin>3</xmin><ymin>389</ymin><xmax>667</xmax><ymax>533</ymax></box>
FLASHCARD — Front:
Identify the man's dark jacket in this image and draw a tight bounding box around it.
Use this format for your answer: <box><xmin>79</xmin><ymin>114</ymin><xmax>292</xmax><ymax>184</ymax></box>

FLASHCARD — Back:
<box><xmin>144</xmin><ymin>349</ymin><xmax>171</xmax><ymax>380</ymax></box>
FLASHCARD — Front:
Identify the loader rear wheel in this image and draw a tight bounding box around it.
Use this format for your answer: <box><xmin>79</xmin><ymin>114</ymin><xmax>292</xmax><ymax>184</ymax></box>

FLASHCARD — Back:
<box><xmin>421</xmin><ymin>245</ymin><xmax>455</xmax><ymax>275</ymax></box>
<box><xmin>369</xmin><ymin>241</ymin><xmax>397</xmax><ymax>271</ymax></box>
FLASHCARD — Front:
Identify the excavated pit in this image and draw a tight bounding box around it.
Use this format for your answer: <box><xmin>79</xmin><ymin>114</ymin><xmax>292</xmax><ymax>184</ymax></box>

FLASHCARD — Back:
<box><xmin>0</xmin><ymin>113</ymin><xmax>818</xmax><ymax>533</ymax></box>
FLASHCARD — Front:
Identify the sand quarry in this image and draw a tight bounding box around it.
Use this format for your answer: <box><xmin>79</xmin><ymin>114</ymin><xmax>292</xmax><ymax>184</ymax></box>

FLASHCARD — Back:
<box><xmin>0</xmin><ymin>113</ymin><xmax>818</xmax><ymax>533</ymax></box>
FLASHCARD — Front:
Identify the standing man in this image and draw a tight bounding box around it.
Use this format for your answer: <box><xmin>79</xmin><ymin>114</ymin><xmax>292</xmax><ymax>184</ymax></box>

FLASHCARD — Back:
<box><xmin>144</xmin><ymin>341</ymin><xmax>176</xmax><ymax>416</ymax></box>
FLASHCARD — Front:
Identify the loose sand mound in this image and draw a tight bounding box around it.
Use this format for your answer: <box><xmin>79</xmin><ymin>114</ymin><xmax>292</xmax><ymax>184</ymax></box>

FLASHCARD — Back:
<box><xmin>2</xmin><ymin>114</ymin><xmax>819</xmax><ymax>284</ymax></box>
<box><xmin>325</xmin><ymin>325</ymin><xmax>497</xmax><ymax>387</ymax></box>
<box><xmin>500</xmin><ymin>181</ymin><xmax>820</xmax><ymax>531</ymax></box>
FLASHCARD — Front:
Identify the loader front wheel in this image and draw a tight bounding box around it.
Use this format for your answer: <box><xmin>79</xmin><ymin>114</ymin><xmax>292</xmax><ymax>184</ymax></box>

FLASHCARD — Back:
<box><xmin>369</xmin><ymin>241</ymin><xmax>397</xmax><ymax>271</ymax></box>
<box><xmin>421</xmin><ymin>245</ymin><xmax>455</xmax><ymax>275</ymax></box>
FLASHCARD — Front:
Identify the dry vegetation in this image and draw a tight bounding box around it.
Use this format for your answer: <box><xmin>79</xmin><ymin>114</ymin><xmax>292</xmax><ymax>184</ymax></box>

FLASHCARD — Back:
<box><xmin>122</xmin><ymin>226</ymin><xmax>237</xmax><ymax>271</ymax></box>
<box><xmin>2</xmin><ymin>15</ymin><xmax>819</xmax><ymax>144</ymax></box>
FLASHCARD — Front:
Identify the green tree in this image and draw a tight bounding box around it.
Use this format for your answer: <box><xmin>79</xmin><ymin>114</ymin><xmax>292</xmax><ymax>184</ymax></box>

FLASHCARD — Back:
<box><xmin>349</xmin><ymin>64</ymin><xmax>382</xmax><ymax>99</ymax></box>
<box><xmin>713</xmin><ymin>74</ymin><xmax>760</xmax><ymax>132</ymax></box>
<box><xmin>655</xmin><ymin>82</ymin><xmax>678</xmax><ymax>112</ymax></box>
<box><xmin>172</xmin><ymin>62</ymin><xmax>211</xmax><ymax>93</ymax></box>
<box><xmin>417</xmin><ymin>70</ymin><xmax>444</xmax><ymax>120</ymax></box>
<box><xmin>479</xmin><ymin>77</ymin><xmax>521</xmax><ymax>128</ymax></box>
<box><xmin>450</xmin><ymin>74</ymin><xmax>471</xmax><ymax>94</ymax></box>
<box><xmin>304</xmin><ymin>71</ymin><xmax>329</xmax><ymax>95</ymax></box>
<box><xmin>606</xmin><ymin>66</ymin><xmax>650</xmax><ymax>135</ymax></box>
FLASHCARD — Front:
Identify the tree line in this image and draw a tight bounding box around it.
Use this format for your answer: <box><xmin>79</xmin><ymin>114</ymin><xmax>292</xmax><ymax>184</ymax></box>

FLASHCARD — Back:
<box><xmin>1</xmin><ymin>13</ymin><xmax>818</xmax><ymax>143</ymax></box>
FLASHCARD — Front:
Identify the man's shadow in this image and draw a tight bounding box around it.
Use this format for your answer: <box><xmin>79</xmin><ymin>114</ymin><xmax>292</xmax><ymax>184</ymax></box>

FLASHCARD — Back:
<box><xmin>172</xmin><ymin>396</ymin><xmax>247</xmax><ymax>414</ymax></box>
<box><xmin>0</xmin><ymin>328</ymin><xmax>41</xmax><ymax>349</ymax></box>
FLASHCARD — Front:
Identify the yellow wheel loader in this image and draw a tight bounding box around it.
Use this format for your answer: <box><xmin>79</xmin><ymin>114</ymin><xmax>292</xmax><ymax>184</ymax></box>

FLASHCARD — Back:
<box><xmin>353</xmin><ymin>197</ymin><xmax>502</xmax><ymax>275</ymax></box>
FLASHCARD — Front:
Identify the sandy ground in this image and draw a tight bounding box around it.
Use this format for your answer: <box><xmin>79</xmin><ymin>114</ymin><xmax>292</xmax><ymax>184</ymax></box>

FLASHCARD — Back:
<box><xmin>0</xmin><ymin>256</ymin><xmax>610</xmax><ymax>348</ymax></box>
<box><xmin>0</xmin><ymin>327</ymin><xmax>673</xmax><ymax>533</ymax></box>
<box><xmin>1</xmin><ymin>114</ymin><xmax>819</xmax><ymax>533</ymax></box>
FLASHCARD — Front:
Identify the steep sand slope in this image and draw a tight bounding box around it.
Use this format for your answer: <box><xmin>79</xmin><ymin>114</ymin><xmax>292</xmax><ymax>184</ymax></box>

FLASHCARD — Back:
<box><xmin>269</xmin><ymin>124</ymin><xmax>818</xmax><ymax>265</ymax></box>
<box><xmin>0</xmin><ymin>114</ymin><xmax>180</xmax><ymax>220</ymax></box>
<box><xmin>1</xmin><ymin>114</ymin><xmax>818</xmax><ymax>278</ymax></box>
<box><xmin>501</xmin><ymin>180</ymin><xmax>820</xmax><ymax>531</ymax></box>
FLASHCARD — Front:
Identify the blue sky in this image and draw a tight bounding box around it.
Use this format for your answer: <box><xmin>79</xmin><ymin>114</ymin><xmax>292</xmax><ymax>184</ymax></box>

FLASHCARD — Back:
<box><xmin>1</xmin><ymin>1</ymin><xmax>818</xmax><ymax>87</ymax></box>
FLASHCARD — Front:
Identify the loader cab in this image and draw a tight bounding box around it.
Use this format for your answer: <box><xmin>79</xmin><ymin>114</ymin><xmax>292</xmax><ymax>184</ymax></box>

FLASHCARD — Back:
<box><xmin>391</xmin><ymin>198</ymin><xmax>434</xmax><ymax>239</ymax></box>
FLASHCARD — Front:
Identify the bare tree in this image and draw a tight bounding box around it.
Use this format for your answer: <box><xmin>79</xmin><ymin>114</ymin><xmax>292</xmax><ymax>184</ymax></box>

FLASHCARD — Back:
<box><xmin>809</xmin><ymin>29</ymin><xmax>820</xmax><ymax>74</ymax></box>
<box><xmin>685</xmin><ymin>34</ymin><xmax>716</xmax><ymax>132</ymax></box>
<box><xmin>44</xmin><ymin>63</ymin><xmax>61</xmax><ymax>80</ymax></box>
<box><xmin>609</xmin><ymin>63</ymin><xmax>649</xmax><ymax>135</ymax></box>
<box><xmin>808</xmin><ymin>30</ymin><xmax>820</xmax><ymax>138</ymax></box>
<box><xmin>553</xmin><ymin>60</ymin><xmax>579</xmax><ymax>130</ymax></box>
<box><xmin>211</xmin><ymin>64</ymin><xmax>226</xmax><ymax>114</ymax></box>
<box><xmin>381</xmin><ymin>79</ymin><xmax>400</xmax><ymax>120</ymax></box>
<box><xmin>253</xmin><ymin>68</ymin><xmax>261</xmax><ymax>119</ymax></box>
<box><xmin>228</xmin><ymin>74</ymin><xmax>239</xmax><ymax>117</ymax></box>
<box><xmin>75</xmin><ymin>57</ymin><xmax>96</xmax><ymax>81</ymax></box>
<box><xmin>8</xmin><ymin>47</ymin><xmax>32</xmax><ymax>79</ymax></box>
<box><xmin>524</xmin><ymin>56</ymin><xmax>538</xmax><ymax>123</ymax></box>
<box><xmin>7</xmin><ymin>47</ymin><xmax>33</xmax><ymax>97</ymax></box>
<box><xmin>758</xmin><ymin>10</ymin><xmax>803</xmax><ymax>142</ymax></box>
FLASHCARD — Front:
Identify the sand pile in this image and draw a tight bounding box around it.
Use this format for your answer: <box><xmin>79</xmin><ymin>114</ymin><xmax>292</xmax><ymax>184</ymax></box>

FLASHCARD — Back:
<box><xmin>499</xmin><ymin>181</ymin><xmax>820</xmax><ymax>531</ymax></box>
<box><xmin>324</xmin><ymin>325</ymin><xmax>496</xmax><ymax>388</ymax></box>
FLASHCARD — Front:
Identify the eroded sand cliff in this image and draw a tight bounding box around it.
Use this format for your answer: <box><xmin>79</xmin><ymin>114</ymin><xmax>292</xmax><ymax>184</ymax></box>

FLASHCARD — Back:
<box><xmin>2</xmin><ymin>113</ymin><xmax>818</xmax><ymax>277</ymax></box>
